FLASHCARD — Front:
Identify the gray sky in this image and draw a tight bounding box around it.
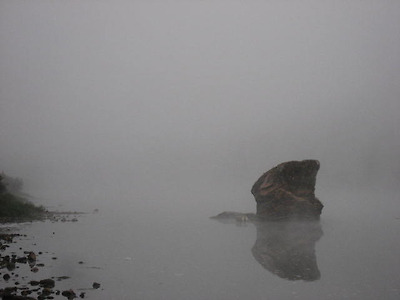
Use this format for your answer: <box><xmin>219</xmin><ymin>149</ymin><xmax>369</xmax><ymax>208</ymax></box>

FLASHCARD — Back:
<box><xmin>1</xmin><ymin>1</ymin><xmax>399</xmax><ymax>209</ymax></box>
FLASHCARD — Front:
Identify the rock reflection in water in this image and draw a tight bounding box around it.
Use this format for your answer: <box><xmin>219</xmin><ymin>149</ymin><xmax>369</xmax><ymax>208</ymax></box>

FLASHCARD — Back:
<box><xmin>252</xmin><ymin>220</ymin><xmax>323</xmax><ymax>281</ymax></box>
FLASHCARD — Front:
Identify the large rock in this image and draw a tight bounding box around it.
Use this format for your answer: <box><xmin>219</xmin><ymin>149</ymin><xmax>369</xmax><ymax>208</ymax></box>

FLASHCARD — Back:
<box><xmin>251</xmin><ymin>160</ymin><xmax>323</xmax><ymax>220</ymax></box>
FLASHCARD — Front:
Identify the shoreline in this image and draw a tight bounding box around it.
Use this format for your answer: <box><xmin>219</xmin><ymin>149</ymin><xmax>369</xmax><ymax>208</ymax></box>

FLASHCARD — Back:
<box><xmin>0</xmin><ymin>211</ymin><xmax>88</xmax><ymax>224</ymax></box>
<box><xmin>0</xmin><ymin>212</ymin><xmax>101</xmax><ymax>300</ymax></box>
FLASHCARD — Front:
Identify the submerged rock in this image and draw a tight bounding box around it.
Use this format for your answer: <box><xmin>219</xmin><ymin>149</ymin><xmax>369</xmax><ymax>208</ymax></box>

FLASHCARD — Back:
<box><xmin>251</xmin><ymin>160</ymin><xmax>323</xmax><ymax>220</ymax></box>
<box><xmin>210</xmin><ymin>212</ymin><xmax>256</xmax><ymax>223</ymax></box>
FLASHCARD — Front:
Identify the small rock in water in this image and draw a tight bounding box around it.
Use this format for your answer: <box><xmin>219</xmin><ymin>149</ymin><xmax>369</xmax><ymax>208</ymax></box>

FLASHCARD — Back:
<box><xmin>29</xmin><ymin>280</ymin><xmax>40</xmax><ymax>286</ymax></box>
<box><xmin>16</xmin><ymin>256</ymin><xmax>27</xmax><ymax>263</ymax></box>
<box><xmin>92</xmin><ymin>282</ymin><xmax>101</xmax><ymax>289</ymax></box>
<box><xmin>62</xmin><ymin>289</ymin><xmax>76</xmax><ymax>299</ymax></box>
<box><xmin>3</xmin><ymin>273</ymin><xmax>10</xmax><ymax>280</ymax></box>
<box><xmin>39</xmin><ymin>278</ymin><xmax>55</xmax><ymax>288</ymax></box>
<box><xmin>56</xmin><ymin>276</ymin><xmax>70</xmax><ymax>281</ymax></box>
<box><xmin>42</xmin><ymin>287</ymin><xmax>52</xmax><ymax>296</ymax></box>
<box><xmin>28</xmin><ymin>251</ymin><xmax>36</xmax><ymax>261</ymax></box>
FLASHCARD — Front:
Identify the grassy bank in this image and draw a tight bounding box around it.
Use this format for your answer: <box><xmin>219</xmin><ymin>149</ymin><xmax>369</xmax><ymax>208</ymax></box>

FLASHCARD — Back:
<box><xmin>0</xmin><ymin>192</ymin><xmax>45</xmax><ymax>221</ymax></box>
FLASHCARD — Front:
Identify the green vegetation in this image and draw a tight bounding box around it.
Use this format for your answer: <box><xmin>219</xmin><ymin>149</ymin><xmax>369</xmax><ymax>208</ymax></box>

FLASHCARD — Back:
<box><xmin>0</xmin><ymin>193</ymin><xmax>45</xmax><ymax>219</ymax></box>
<box><xmin>0</xmin><ymin>173</ymin><xmax>45</xmax><ymax>221</ymax></box>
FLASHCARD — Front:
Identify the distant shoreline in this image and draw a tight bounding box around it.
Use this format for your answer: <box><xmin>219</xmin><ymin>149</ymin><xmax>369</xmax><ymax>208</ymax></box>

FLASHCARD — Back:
<box><xmin>0</xmin><ymin>210</ymin><xmax>87</xmax><ymax>224</ymax></box>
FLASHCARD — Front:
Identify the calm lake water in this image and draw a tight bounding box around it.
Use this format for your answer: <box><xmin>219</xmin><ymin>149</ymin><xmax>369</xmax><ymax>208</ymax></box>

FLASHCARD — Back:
<box><xmin>2</xmin><ymin>181</ymin><xmax>400</xmax><ymax>300</ymax></box>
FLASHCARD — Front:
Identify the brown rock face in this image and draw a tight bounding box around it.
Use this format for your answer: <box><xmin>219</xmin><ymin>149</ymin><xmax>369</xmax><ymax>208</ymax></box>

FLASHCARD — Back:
<box><xmin>251</xmin><ymin>160</ymin><xmax>323</xmax><ymax>220</ymax></box>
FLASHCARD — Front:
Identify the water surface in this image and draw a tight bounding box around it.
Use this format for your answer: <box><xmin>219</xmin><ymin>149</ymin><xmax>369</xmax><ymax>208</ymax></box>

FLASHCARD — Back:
<box><xmin>3</xmin><ymin>183</ymin><xmax>400</xmax><ymax>300</ymax></box>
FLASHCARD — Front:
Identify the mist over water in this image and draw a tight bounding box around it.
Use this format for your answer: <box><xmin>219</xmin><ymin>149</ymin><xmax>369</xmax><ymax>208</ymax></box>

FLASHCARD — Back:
<box><xmin>1</xmin><ymin>1</ymin><xmax>400</xmax><ymax>299</ymax></box>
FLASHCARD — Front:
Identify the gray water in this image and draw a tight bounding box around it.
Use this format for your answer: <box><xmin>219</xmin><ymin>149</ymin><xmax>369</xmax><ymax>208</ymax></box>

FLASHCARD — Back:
<box><xmin>5</xmin><ymin>179</ymin><xmax>400</xmax><ymax>300</ymax></box>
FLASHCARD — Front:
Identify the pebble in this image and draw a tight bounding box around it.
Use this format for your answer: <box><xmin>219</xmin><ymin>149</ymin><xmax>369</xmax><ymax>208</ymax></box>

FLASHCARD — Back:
<box><xmin>39</xmin><ymin>278</ymin><xmax>55</xmax><ymax>288</ymax></box>
<box><xmin>92</xmin><ymin>282</ymin><xmax>101</xmax><ymax>289</ymax></box>
<box><xmin>62</xmin><ymin>289</ymin><xmax>76</xmax><ymax>299</ymax></box>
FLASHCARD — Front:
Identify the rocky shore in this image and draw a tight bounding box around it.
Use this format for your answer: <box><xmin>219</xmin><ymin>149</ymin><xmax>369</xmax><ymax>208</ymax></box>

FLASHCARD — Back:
<box><xmin>0</xmin><ymin>213</ymin><xmax>101</xmax><ymax>300</ymax></box>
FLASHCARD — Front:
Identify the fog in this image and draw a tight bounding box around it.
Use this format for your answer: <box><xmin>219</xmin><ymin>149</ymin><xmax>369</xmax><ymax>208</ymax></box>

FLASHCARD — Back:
<box><xmin>2</xmin><ymin>2</ymin><xmax>400</xmax><ymax>299</ymax></box>
<box><xmin>1</xmin><ymin>0</ymin><xmax>400</xmax><ymax>214</ymax></box>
